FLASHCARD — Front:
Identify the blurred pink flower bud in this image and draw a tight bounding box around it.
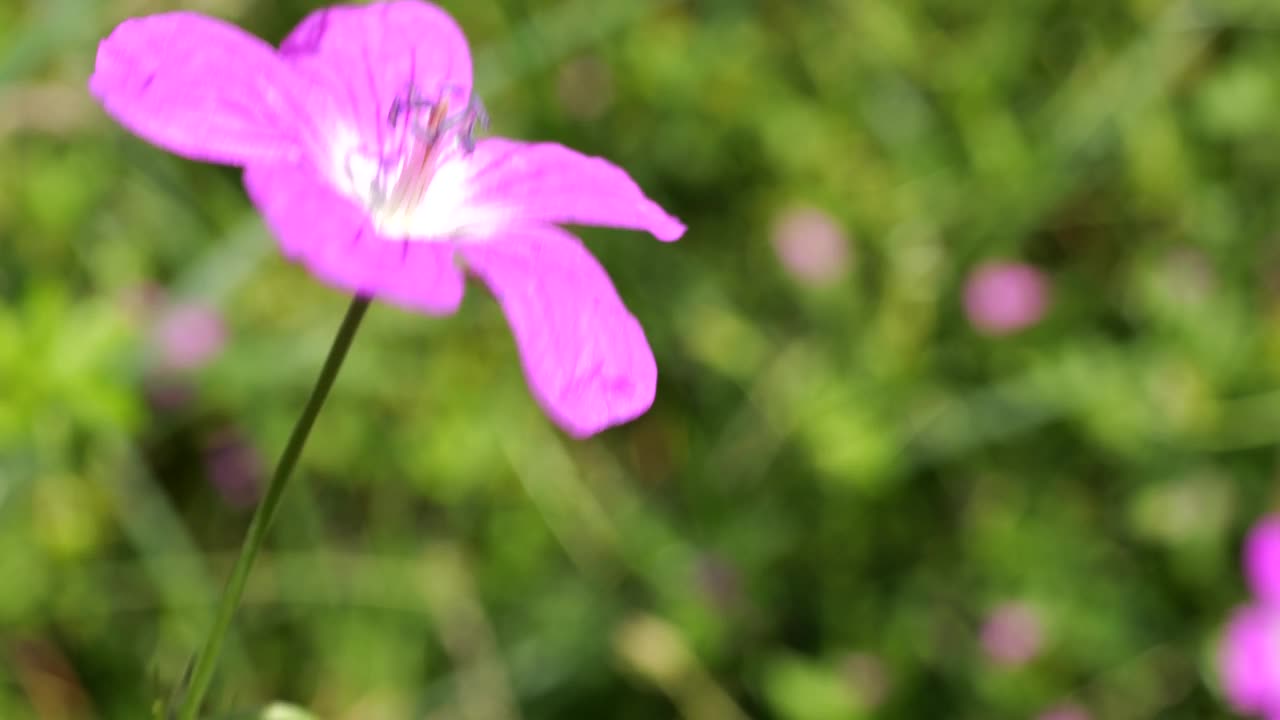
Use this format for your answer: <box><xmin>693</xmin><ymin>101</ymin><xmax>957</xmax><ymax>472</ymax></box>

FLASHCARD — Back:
<box><xmin>1219</xmin><ymin>603</ymin><xmax>1280</xmax><ymax>718</ymax></box>
<box><xmin>963</xmin><ymin>261</ymin><xmax>1049</xmax><ymax>335</ymax></box>
<box><xmin>203</xmin><ymin>428</ymin><xmax>263</xmax><ymax>508</ymax></box>
<box><xmin>150</xmin><ymin>301</ymin><xmax>227</xmax><ymax>372</ymax></box>
<box><xmin>1246</xmin><ymin>516</ymin><xmax>1280</xmax><ymax>604</ymax></box>
<box><xmin>1035</xmin><ymin>702</ymin><xmax>1091</xmax><ymax>720</ymax></box>
<box><xmin>771</xmin><ymin>205</ymin><xmax>852</xmax><ymax>287</ymax></box>
<box><xmin>980</xmin><ymin>601</ymin><xmax>1044</xmax><ymax>667</ymax></box>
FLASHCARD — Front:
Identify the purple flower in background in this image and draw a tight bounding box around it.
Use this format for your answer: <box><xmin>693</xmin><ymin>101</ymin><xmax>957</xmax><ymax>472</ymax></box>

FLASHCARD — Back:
<box><xmin>1219</xmin><ymin>515</ymin><xmax>1280</xmax><ymax>719</ymax></box>
<box><xmin>203</xmin><ymin>428</ymin><xmax>264</xmax><ymax>508</ymax></box>
<box><xmin>770</xmin><ymin>205</ymin><xmax>852</xmax><ymax>287</ymax></box>
<box><xmin>90</xmin><ymin>1</ymin><xmax>685</xmax><ymax>437</ymax></box>
<box><xmin>963</xmin><ymin>261</ymin><xmax>1049</xmax><ymax>336</ymax></box>
<box><xmin>980</xmin><ymin>601</ymin><xmax>1044</xmax><ymax>667</ymax></box>
<box><xmin>151</xmin><ymin>301</ymin><xmax>227</xmax><ymax>372</ymax></box>
<box><xmin>1220</xmin><ymin>603</ymin><xmax>1280</xmax><ymax>718</ymax></box>
<box><xmin>1247</xmin><ymin>516</ymin><xmax>1280</xmax><ymax>604</ymax></box>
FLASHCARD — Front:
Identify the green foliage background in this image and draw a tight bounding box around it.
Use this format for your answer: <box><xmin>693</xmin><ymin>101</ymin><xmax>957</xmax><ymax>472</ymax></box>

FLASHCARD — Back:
<box><xmin>3</xmin><ymin>0</ymin><xmax>1280</xmax><ymax>717</ymax></box>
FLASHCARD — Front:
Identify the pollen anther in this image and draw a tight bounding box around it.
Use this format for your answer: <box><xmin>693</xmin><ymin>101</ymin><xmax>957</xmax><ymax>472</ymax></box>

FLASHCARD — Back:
<box><xmin>344</xmin><ymin>85</ymin><xmax>489</xmax><ymax>239</ymax></box>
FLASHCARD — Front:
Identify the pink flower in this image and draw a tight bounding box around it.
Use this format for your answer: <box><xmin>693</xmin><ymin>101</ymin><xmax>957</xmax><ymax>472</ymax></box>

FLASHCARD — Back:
<box><xmin>963</xmin><ymin>261</ymin><xmax>1049</xmax><ymax>336</ymax></box>
<box><xmin>90</xmin><ymin>2</ymin><xmax>685</xmax><ymax>437</ymax></box>
<box><xmin>770</xmin><ymin>205</ymin><xmax>851</xmax><ymax>287</ymax></box>
<box><xmin>1219</xmin><ymin>603</ymin><xmax>1280</xmax><ymax>718</ymax></box>
<box><xmin>150</xmin><ymin>301</ymin><xmax>227</xmax><ymax>372</ymax></box>
<box><xmin>980</xmin><ymin>601</ymin><xmax>1044</xmax><ymax>667</ymax></box>
<box><xmin>1247</xmin><ymin>516</ymin><xmax>1280</xmax><ymax>604</ymax></box>
<box><xmin>203</xmin><ymin>428</ymin><xmax>263</xmax><ymax>508</ymax></box>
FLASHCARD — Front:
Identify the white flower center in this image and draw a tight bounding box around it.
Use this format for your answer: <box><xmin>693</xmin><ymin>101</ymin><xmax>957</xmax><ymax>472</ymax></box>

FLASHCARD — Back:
<box><xmin>331</xmin><ymin>88</ymin><xmax>492</xmax><ymax>241</ymax></box>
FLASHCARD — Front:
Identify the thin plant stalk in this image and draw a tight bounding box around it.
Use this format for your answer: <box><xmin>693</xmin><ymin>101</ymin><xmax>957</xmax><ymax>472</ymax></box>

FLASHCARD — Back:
<box><xmin>176</xmin><ymin>295</ymin><xmax>372</xmax><ymax>720</ymax></box>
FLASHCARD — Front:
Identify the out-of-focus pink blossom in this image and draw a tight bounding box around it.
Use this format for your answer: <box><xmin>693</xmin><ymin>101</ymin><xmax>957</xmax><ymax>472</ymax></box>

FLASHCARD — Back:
<box><xmin>770</xmin><ymin>205</ymin><xmax>852</xmax><ymax>287</ymax></box>
<box><xmin>1217</xmin><ymin>515</ymin><xmax>1280</xmax><ymax>719</ymax></box>
<box><xmin>980</xmin><ymin>601</ymin><xmax>1044</xmax><ymax>667</ymax></box>
<box><xmin>150</xmin><ymin>301</ymin><xmax>227</xmax><ymax>371</ymax></box>
<box><xmin>963</xmin><ymin>261</ymin><xmax>1049</xmax><ymax>336</ymax></box>
<box><xmin>1220</xmin><ymin>603</ymin><xmax>1280</xmax><ymax>718</ymax></box>
<box><xmin>1246</xmin><ymin>516</ymin><xmax>1280</xmax><ymax>604</ymax></box>
<box><xmin>203</xmin><ymin>429</ymin><xmax>263</xmax><ymax>508</ymax></box>
<box><xmin>1034</xmin><ymin>702</ymin><xmax>1091</xmax><ymax>720</ymax></box>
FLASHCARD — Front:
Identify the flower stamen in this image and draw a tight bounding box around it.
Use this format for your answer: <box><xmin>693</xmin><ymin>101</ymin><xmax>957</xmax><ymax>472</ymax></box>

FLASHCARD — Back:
<box><xmin>363</xmin><ymin>86</ymin><xmax>487</xmax><ymax>235</ymax></box>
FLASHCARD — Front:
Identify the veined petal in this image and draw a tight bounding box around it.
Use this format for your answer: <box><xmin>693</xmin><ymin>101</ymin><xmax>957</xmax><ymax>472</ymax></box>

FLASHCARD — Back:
<box><xmin>279</xmin><ymin>0</ymin><xmax>473</xmax><ymax>161</ymax></box>
<box><xmin>90</xmin><ymin>12</ymin><xmax>305</xmax><ymax>165</ymax></box>
<box><xmin>244</xmin><ymin>161</ymin><xmax>465</xmax><ymax>315</ymax></box>
<box><xmin>462</xmin><ymin>140</ymin><xmax>686</xmax><ymax>242</ymax></box>
<box><xmin>462</xmin><ymin>226</ymin><xmax>658</xmax><ymax>437</ymax></box>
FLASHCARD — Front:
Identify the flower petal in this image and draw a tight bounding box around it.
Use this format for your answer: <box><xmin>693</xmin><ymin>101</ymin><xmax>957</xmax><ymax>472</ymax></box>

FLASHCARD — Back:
<box><xmin>90</xmin><ymin>12</ymin><xmax>305</xmax><ymax>165</ymax></box>
<box><xmin>278</xmin><ymin>1</ymin><xmax>473</xmax><ymax>154</ymax></box>
<box><xmin>1246</xmin><ymin>516</ymin><xmax>1280</xmax><ymax>604</ymax></box>
<box><xmin>243</xmin><ymin>161</ymin><xmax>465</xmax><ymax>315</ymax></box>
<box><xmin>461</xmin><ymin>226</ymin><xmax>658</xmax><ymax>437</ymax></box>
<box><xmin>1220</xmin><ymin>604</ymin><xmax>1280</xmax><ymax>714</ymax></box>
<box><xmin>463</xmin><ymin>140</ymin><xmax>686</xmax><ymax>242</ymax></box>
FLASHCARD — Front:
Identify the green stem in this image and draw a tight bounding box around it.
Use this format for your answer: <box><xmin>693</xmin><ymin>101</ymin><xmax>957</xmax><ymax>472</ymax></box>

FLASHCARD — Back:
<box><xmin>176</xmin><ymin>296</ymin><xmax>372</xmax><ymax>720</ymax></box>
